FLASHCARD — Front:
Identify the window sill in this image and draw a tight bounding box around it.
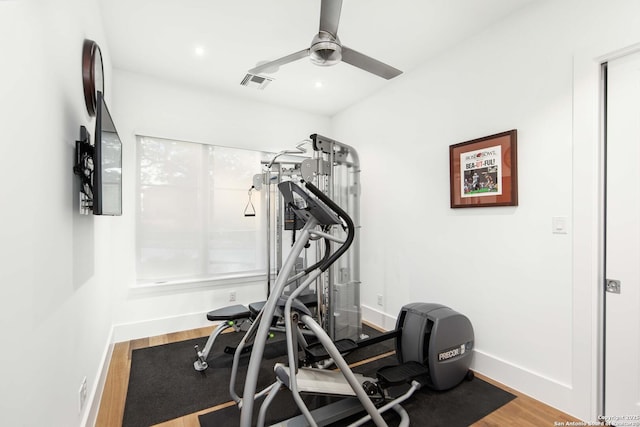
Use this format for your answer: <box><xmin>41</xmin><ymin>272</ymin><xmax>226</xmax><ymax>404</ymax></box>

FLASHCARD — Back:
<box><xmin>131</xmin><ymin>272</ymin><xmax>271</xmax><ymax>294</ymax></box>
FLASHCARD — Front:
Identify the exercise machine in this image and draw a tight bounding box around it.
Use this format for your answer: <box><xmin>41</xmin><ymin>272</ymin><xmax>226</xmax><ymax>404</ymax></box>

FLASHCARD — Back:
<box><xmin>194</xmin><ymin>134</ymin><xmax>362</xmax><ymax>370</ymax></box>
<box><xmin>231</xmin><ymin>180</ymin><xmax>474</xmax><ymax>426</ymax></box>
<box><xmin>252</xmin><ymin>134</ymin><xmax>363</xmax><ymax>343</ymax></box>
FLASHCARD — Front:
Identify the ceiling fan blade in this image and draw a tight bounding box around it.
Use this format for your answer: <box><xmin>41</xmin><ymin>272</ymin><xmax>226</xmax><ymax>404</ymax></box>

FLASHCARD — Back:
<box><xmin>341</xmin><ymin>46</ymin><xmax>402</xmax><ymax>80</ymax></box>
<box><xmin>248</xmin><ymin>49</ymin><xmax>310</xmax><ymax>74</ymax></box>
<box><xmin>319</xmin><ymin>0</ymin><xmax>343</xmax><ymax>37</ymax></box>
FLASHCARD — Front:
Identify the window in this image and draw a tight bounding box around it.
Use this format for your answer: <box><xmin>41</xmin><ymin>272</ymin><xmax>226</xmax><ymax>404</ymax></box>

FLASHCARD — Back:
<box><xmin>136</xmin><ymin>135</ymin><xmax>270</xmax><ymax>285</ymax></box>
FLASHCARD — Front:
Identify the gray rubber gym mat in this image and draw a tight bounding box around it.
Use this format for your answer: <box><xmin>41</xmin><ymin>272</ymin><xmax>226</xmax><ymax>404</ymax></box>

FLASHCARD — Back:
<box><xmin>197</xmin><ymin>359</ymin><xmax>516</xmax><ymax>427</ymax></box>
<box><xmin>122</xmin><ymin>324</ymin><xmax>394</xmax><ymax>427</ymax></box>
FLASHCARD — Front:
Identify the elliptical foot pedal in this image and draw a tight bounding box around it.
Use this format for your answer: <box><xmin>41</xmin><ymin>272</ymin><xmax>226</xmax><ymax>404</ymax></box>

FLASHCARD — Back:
<box><xmin>376</xmin><ymin>361</ymin><xmax>428</xmax><ymax>387</ymax></box>
<box><xmin>304</xmin><ymin>339</ymin><xmax>358</xmax><ymax>363</ymax></box>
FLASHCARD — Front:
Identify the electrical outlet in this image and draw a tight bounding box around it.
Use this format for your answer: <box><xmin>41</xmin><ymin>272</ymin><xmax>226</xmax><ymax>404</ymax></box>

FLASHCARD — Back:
<box><xmin>377</xmin><ymin>294</ymin><xmax>383</xmax><ymax>306</ymax></box>
<box><xmin>229</xmin><ymin>291</ymin><xmax>237</xmax><ymax>302</ymax></box>
<box><xmin>78</xmin><ymin>376</ymin><xmax>88</xmax><ymax>413</ymax></box>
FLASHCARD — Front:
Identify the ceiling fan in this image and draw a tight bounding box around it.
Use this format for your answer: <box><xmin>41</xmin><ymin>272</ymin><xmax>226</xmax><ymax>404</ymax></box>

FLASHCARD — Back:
<box><xmin>248</xmin><ymin>0</ymin><xmax>402</xmax><ymax>80</ymax></box>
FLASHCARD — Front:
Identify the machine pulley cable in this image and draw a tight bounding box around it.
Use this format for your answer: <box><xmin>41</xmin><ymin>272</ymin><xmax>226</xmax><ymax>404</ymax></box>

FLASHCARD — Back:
<box><xmin>243</xmin><ymin>186</ymin><xmax>256</xmax><ymax>217</ymax></box>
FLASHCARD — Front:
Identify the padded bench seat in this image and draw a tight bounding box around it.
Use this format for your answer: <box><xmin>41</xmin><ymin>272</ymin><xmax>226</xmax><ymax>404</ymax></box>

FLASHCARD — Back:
<box><xmin>206</xmin><ymin>293</ymin><xmax>319</xmax><ymax>323</ymax></box>
<box><xmin>248</xmin><ymin>293</ymin><xmax>318</xmax><ymax>318</ymax></box>
<box><xmin>206</xmin><ymin>304</ymin><xmax>251</xmax><ymax>321</ymax></box>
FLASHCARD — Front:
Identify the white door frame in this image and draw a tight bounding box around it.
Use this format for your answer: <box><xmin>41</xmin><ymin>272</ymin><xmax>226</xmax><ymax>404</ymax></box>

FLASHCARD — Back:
<box><xmin>573</xmin><ymin>42</ymin><xmax>640</xmax><ymax>420</ymax></box>
<box><xmin>601</xmin><ymin>45</ymin><xmax>640</xmax><ymax>418</ymax></box>
<box><xmin>571</xmin><ymin>42</ymin><xmax>640</xmax><ymax>421</ymax></box>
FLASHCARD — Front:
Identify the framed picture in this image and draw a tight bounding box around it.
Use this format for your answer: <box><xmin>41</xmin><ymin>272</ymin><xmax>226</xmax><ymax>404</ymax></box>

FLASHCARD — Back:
<box><xmin>449</xmin><ymin>129</ymin><xmax>518</xmax><ymax>208</ymax></box>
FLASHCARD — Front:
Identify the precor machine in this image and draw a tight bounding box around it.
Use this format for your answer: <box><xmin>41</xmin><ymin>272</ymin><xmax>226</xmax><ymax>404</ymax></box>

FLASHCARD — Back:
<box><xmin>230</xmin><ymin>179</ymin><xmax>475</xmax><ymax>427</ymax></box>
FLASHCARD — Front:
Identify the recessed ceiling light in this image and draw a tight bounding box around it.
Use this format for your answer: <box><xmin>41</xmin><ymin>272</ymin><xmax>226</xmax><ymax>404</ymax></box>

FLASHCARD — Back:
<box><xmin>315</xmin><ymin>81</ymin><xmax>323</xmax><ymax>88</ymax></box>
<box><xmin>194</xmin><ymin>46</ymin><xmax>205</xmax><ymax>57</ymax></box>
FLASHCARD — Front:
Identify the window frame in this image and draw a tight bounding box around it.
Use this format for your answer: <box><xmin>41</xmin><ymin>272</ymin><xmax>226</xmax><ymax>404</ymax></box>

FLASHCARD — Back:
<box><xmin>134</xmin><ymin>134</ymin><xmax>273</xmax><ymax>288</ymax></box>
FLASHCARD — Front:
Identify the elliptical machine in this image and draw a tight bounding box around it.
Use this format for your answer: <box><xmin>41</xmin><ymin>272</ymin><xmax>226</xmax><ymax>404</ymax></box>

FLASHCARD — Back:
<box><xmin>228</xmin><ymin>180</ymin><xmax>474</xmax><ymax>426</ymax></box>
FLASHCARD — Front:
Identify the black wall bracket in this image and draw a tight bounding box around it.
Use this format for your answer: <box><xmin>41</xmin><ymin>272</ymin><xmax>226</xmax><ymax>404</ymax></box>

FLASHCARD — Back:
<box><xmin>73</xmin><ymin>125</ymin><xmax>94</xmax><ymax>214</ymax></box>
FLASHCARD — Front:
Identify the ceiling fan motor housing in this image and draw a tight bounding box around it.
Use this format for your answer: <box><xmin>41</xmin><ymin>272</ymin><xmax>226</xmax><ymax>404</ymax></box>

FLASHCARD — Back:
<box><xmin>310</xmin><ymin>31</ymin><xmax>342</xmax><ymax>66</ymax></box>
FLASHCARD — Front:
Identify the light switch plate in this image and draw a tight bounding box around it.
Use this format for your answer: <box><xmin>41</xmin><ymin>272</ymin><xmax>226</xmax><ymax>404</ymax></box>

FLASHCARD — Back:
<box><xmin>552</xmin><ymin>216</ymin><xmax>568</xmax><ymax>234</ymax></box>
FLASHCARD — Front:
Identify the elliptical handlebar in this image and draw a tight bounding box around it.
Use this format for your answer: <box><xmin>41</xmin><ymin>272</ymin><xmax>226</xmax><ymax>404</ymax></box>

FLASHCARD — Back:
<box><xmin>279</xmin><ymin>179</ymin><xmax>355</xmax><ymax>272</ymax></box>
<box><xmin>301</xmin><ymin>180</ymin><xmax>355</xmax><ymax>272</ymax></box>
<box><xmin>238</xmin><ymin>179</ymin><xmax>357</xmax><ymax>427</ymax></box>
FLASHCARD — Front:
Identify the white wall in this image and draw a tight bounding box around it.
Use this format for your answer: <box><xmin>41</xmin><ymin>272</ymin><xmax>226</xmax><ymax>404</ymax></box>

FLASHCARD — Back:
<box><xmin>109</xmin><ymin>70</ymin><xmax>332</xmax><ymax>341</ymax></box>
<box><xmin>332</xmin><ymin>0</ymin><xmax>640</xmax><ymax>421</ymax></box>
<box><xmin>4</xmin><ymin>0</ymin><xmax>639</xmax><ymax>425</ymax></box>
<box><xmin>0</xmin><ymin>2</ymin><xmax>330</xmax><ymax>421</ymax></box>
<box><xmin>0</xmin><ymin>0</ymin><xmax>116</xmax><ymax>426</ymax></box>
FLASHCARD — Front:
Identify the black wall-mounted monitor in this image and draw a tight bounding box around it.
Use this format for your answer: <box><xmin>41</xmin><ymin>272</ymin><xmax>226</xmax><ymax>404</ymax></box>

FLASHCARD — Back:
<box><xmin>93</xmin><ymin>91</ymin><xmax>122</xmax><ymax>215</ymax></box>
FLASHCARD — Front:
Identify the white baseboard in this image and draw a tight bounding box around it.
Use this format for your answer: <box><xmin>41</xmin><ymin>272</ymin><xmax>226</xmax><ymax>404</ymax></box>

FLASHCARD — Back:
<box><xmin>471</xmin><ymin>349</ymin><xmax>573</xmax><ymax>413</ymax></box>
<box><xmin>102</xmin><ymin>305</ymin><xmax>575</xmax><ymax>423</ymax></box>
<box><xmin>84</xmin><ymin>313</ymin><xmax>214</xmax><ymax>426</ymax></box>
<box><xmin>112</xmin><ymin>310</ymin><xmax>215</xmax><ymax>343</ymax></box>
<box><xmin>361</xmin><ymin>304</ymin><xmax>397</xmax><ymax>331</ymax></box>
<box><xmin>362</xmin><ymin>304</ymin><xmax>573</xmax><ymax>413</ymax></box>
<box><xmin>82</xmin><ymin>326</ymin><xmax>115</xmax><ymax>427</ymax></box>
<box><xmin>115</xmin><ymin>305</ymin><xmax>391</xmax><ymax>343</ymax></box>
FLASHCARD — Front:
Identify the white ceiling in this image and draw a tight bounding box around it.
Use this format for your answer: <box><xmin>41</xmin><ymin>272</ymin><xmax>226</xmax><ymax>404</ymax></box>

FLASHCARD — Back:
<box><xmin>98</xmin><ymin>0</ymin><xmax>538</xmax><ymax>116</ymax></box>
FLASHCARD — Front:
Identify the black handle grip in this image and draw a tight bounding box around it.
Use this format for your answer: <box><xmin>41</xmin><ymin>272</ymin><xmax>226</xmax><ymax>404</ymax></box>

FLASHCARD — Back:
<box><xmin>302</xmin><ymin>181</ymin><xmax>355</xmax><ymax>272</ymax></box>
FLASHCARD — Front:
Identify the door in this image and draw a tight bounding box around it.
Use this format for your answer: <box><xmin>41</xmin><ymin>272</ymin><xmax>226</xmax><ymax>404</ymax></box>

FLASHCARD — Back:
<box><xmin>605</xmin><ymin>51</ymin><xmax>640</xmax><ymax>418</ymax></box>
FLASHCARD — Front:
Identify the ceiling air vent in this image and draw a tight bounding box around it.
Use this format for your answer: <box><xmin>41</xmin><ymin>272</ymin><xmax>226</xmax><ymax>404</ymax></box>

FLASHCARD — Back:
<box><xmin>240</xmin><ymin>73</ymin><xmax>273</xmax><ymax>90</ymax></box>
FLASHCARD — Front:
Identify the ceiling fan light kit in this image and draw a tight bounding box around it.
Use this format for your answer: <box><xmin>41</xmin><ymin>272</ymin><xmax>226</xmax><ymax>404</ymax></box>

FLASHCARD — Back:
<box><xmin>247</xmin><ymin>0</ymin><xmax>401</xmax><ymax>80</ymax></box>
<box><xmin>309</xmin><ymin>31</ymin><xmax>342</xmax><ymax>66</ymax></box>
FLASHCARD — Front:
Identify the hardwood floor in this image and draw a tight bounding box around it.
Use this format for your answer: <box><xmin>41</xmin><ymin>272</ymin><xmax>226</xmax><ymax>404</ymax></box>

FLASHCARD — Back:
<box><xmin>95</xmin><ymin>324</ymin><xmax>582</xmax><ymax>427</ymax></box>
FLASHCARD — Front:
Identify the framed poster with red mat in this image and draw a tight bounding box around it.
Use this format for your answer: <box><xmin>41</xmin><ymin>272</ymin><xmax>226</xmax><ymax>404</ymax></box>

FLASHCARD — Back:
<box><xmin>449</xmin><ymin>129</ymin><xmax>518</xmax><ymax>208</ymax></box>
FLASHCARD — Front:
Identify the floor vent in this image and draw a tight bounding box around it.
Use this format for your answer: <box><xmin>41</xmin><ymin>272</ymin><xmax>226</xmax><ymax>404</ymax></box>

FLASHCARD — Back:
<box><xmin>240</xmin><ymin>73</ymin><xmax>273</xmax><ymax>90</ymax></box>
